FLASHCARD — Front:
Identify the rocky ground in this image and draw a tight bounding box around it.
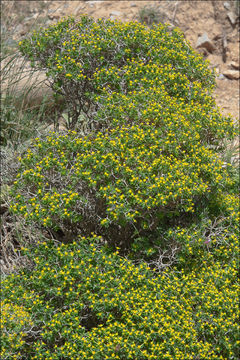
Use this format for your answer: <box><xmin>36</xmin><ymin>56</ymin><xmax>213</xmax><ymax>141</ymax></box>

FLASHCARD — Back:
<box><xmin>2</xmin><ymin>0</ymin><xmax>239</xmax><ymax>120</ymax></box>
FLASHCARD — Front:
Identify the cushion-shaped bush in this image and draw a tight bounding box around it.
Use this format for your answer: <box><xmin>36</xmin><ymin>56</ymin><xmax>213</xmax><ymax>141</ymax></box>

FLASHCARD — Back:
<box><xmin>5</xmin><ymin>15</ymin><xmax>239</xmax><ymax>360</ymax></box>
<box><xmin>18</xmin><ymin>16</ymin><xmax>218</xmax><ymax>130</ymax></box>
<box><xmin>10</xmin><ymin>123</ymin><xmax>236</xmax><ymax>248</ymax></box>
<box><xmin>14</xmin><ymin>15</ymin><xmax>237</xmax><ymax>248</ymax></box>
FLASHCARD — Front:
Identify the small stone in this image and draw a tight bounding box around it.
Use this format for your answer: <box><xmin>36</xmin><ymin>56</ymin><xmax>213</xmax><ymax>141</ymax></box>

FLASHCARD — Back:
<box><xmin>223</xmin><ymin>69</ymin><xmax>240</xmax><ymax>79</ymax></box>
<box><xmin>13</xmin><ymin>24</ymin><xmax>26</xmax><ymax>39</ymax></box>
<box><xmin>15</xmin><ymin>24</ymin><xmax>24</xmax><ymax>33</ymax></box>
<box><xmin>196</xmin><ymin>33</ymin><xmax>216</xmax><ymax>53</ymax></box>
<box><xmin>48</xmin><ymin>14</ymin><xmax>60</xmax><ymax>20</ymax></box>
<box><xmin>223</xmin><ymin>2</ymin><xmax>231</xmax><ymax>10</ymax></box>
<box><xmin>230</xmin><ymin>61</ymin><xmax>240</xmax><ymax>70</ymax></box>
<box><xmin>5</xmin><ymin>38</ymin><xmax>16</xmax><ymax>47</ymax></box>
<box><xmin>130</xmin><ymin>2</ymin><xmax>137</xmax><ymax>7</ymax></box>
<box><xmin>110</xmin><ymin>10</ymin><xmax>122</xmax><ymax>17</ymax></box>
<box><xmin>227</xmin><ymin>11</ymin><xmax>238</xmax><ymax>26</ymax></box>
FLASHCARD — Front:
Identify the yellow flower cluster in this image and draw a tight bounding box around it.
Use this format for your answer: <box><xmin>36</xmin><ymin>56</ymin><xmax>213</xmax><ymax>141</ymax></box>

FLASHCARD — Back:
<box><xmin>19</xmin><ymin>15</ymin><xmax>216</xmax><ymax>102</ymax></box>
<box><xmin>16</xmin><ymin>16</ymin><xmax>235</xmax><ymax>234</ymax></box>
<box><xmin>1</xmin><ymin>301</ymin><xmax>33</xmax><ymax>360</ymax></box>
<box><xmin>11</xmin><ymin>120</ymin><xmax>234</xmax><ymax>232</ymax></box>
<box><xmin>6</xmin><ymin>14</ymin><xmax>238</xmax><ymax>360</ymax></box>
<box><xmin>1</xmin><ymin>199</ymin><xmax>239</xmax><ymax>360</ymax></box>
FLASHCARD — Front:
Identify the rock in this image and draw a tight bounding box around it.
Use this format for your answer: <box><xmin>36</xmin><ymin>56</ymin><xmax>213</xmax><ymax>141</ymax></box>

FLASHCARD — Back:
<box><xmin>227</xmin><ymin>11</ymin><xmax>238</xmax><ymax>26</ymax></box>
<box><xmin>1</xmin><ymin>57</ymin><xmax>55</xmax><ymax>110</ymax></box>
<box><xmin>13</xmin><ymin>24</ymin><xmax>26</xmax><ymax>37</ymax></box>
<box><xmin>13</xmin><ymin>24</ymin><xmax>27</xmax><ymax>39</ymax></box>
<box><xmin>15</xmin><ymin>24</ymin><xmax>24</xmax><ymax>33</ymax></box>
<box><xmin>5</xmin><ymin>38</ymin><xmax>16</xmax><ymax>47</ymax></box>
<box><xmin>130</xmin><ymin>2</ymin><xmax>137</xmax><ymax>7</ymax></box>
<box><xmin>231</xmin><ymin>61</ymin><xmax>240</xmax><ymax>70</ymax></box>
<box><xmin>110</xmin><ymin>10</ymin><xmax>122</xmax><ymax>17</ymax></box>
<box><xmin>223</xmin><ymin>2</ymin><xmax>231</xmax><ymax>10</ymax></box>
<box><xmin>223</xmin><ymin>69</ymin><xmax>240</xmax><ymax>79</ymax></box>
<box><xmin>48</xmin><ymin>14</ymin><xmax>60</xmax><ymax>20</ymax></box>
<box><xmin>196</xmin><ymin>33</ymin><xmax>216</xmax><ymax>53</ymax></box>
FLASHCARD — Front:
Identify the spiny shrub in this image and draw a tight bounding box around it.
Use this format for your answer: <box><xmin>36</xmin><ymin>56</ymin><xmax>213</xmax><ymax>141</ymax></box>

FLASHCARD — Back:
<box><xmin>19</xmin><ymin>15</ymin><xmax>218</xmax><ymax>131</ymax></box>
<box><xmin>1</xmin><ymin>195</ymin><xmax>239</xmax><ymax>360</ymax></box>
<box><xmin>10</xmin><ymin>125</ymin><xmax>236</xmax><ymax>248</ymax></box>
<box><xmin>12</xmin><ymin>15</ymin><xmax>237</xmax><ymax>249</ymax></box>
<box><xmin>4</xmin><ymin>15</ymin><xmax>240</xmax><ymax>360</ymax></box>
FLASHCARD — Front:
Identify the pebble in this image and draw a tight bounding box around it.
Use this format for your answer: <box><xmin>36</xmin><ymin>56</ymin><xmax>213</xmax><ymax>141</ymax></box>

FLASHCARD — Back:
<box><xmin>196</xmin><ymin>33</ymin><xmax>216</xmax><ymax>53</ymax></box>
<box><xmin>48</xmin><ymin>14</ymin><xmax>60</xmax><ymax>20</ymax></box>
<box><xmin>230</xmin><ymin>61</ymin><xmax>240</xmax><ymax>70</ymax></box>
<box><xmin>223</xmin><ymin>2</ymin><xmax>231</xmax><ymax>10</ymax></box>
<box><xmin>223</xmin><ymin>69</ymin><xmax>240</xmax><ymax>79</ymax></box>
<box><xmin>15</xmin><ymin>24</ymin><xmax>24</xmax><ymax>33</ymax></box>
<box><xmin>227</xmin><ymin>11</ymin><xmax>238</xmax><ymax>26</ymax></box>
<box><xmin>110</xmin><ymin>10</ymin><xmax>122</xmax><ymax>17</ymax></box>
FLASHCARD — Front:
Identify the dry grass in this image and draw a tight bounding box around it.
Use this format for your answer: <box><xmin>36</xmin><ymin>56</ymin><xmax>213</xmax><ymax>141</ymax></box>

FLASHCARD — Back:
<box><xmin>0</xmin><ymin>0</ymin><xmax>58</xmax><ymax>275</ymax></box>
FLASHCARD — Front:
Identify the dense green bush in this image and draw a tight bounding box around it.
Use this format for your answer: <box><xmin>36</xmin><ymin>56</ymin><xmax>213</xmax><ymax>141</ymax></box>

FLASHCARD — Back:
<box><xmin>3</xmin><ymin>15</ymin><xmax>239</xmax><ymax>360</ymax></box>
<box><xmin>1</xmin><ymin>194</ymin><xmax>239</xmax><ymax>359</ymax></box>
<box><xmin>13</xmin><ymin>15</ymin><xmax>236</xmax><ymax>249</ymax></box>
<box><xmin>18</xmin><ymin>15</ymin><xmax>218</xmax><ymax>130</ymax></box>
<box><xmin>10</xmin><ymin>124</ymin><xmax>236</xmax><ymax>249</ymax></box>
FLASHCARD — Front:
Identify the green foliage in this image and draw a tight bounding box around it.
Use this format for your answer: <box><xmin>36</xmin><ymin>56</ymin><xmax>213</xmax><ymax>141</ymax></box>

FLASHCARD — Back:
<box><xmin>1</xmin><ymin>302</ymin><xmax>34</xmax><ymax>360</ymax></box>
<box><xmin>18</xmin><ymin>16</ymin><xmax>218</xmax><ymax>130</ymax></box>
<box><xmin>13</xmin><ymin>15</ymin><xmax>237</xmax><ymax>249</ymax></box>
<box><xmin>1</xmin><ymin>198</ymin><xmax>239</xmax><ymax>360</ymax></box>
<box><xmin>10</xmin><ymin>124</ymin><xmax>236</xmax><ymax>248</ymax></box>
<box><xmin>3</xmin><ymin>15</ymin><xmax>239</xmax><ymax>359</ymax></box>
